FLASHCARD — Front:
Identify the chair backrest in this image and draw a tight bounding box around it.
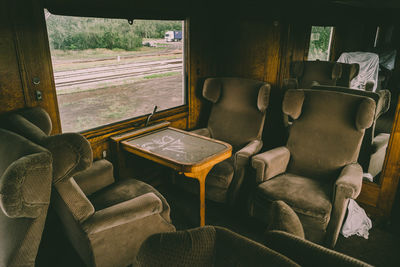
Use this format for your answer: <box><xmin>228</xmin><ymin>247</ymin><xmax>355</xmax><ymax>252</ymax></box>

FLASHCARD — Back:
<box><xmin>0</xmin><ymin>108</ymin><xmax>92</xmax><ymax>184</ymax></box>
<box><xmin>311</xmin><ymin>85</ymin><xmax>391</xmax><ymax>170</ymax></box>
<box><xmin>136</xmin><ymin>226</ymin><xmax>299</xmax><ymax>267</ymax></box>
<box><xmin>283</xmin><ymin>89</ymin><xmax>375</xmax><ymax>179</ymax></box>
<box><xmin>203</xmin><ymin>77</ymin><xmax>270</xmax><ymax>150</ymax></box>
<box><xmin>0</xmin><ymin>129</ymin><xmax>52</xmax><ymax>267</ymax></box>
<box><xmin>290</xmin><ymin>61</ymin><xmax>359</xmax><ymax>88</ymax></box>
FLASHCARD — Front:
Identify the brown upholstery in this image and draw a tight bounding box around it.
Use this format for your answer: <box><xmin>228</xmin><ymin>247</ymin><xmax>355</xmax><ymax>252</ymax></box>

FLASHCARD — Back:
<box><xmin>266</xmin><ymin>203</ymin><xmax>372</xmax><ymax>266</ymax></box>
<box><xmin>0</xmin><ymin>107</ymin><xmax>175</xmax><ymax>267</ymax></box>
<box><xmin>312</xmin><ymin>85</ymin><xmax>391</xmax><ymax>179</ymax></box>
<box><xmin>267</xmin><ymin>201</ymin><xmax>305</xmax><ymax>239</ymax></box>
<box><xmin>136</xmin><ymin>226</ymin><xmax>300</xmax><ymax>267</ymax></box>
<box><xmin>0</xmin><ymin>129</ymin><xmax>52</xmax><ymax>267</ymax></box>
<box><xmin>181</xmin><ymin>77</ymin><xmax>271</xmax><ymax>205</ymax></box>
<box><xmin>265</xmin><ymin>231</ymin><xmax>372</xmax><ymax>267</ymax></box>
<box><xmin>136</xmin><ymin>226</ymin><xmax>372</xmax><ymax>267</ymax></box>
<box><xmin>249</xmin><ymin>89</ymin><xmax>375</xmax><ymax>247</ymax></box>
<box><xmin>289</xmin><ymin>60</ymin><xmax>359</xmax><ymax>89</ymax></box>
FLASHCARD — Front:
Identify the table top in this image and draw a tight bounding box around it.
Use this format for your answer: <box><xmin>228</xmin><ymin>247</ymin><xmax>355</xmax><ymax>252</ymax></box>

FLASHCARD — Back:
<box><xmin>121</xmin><ymin>127</ymin><xmax>232</xmax><ymax>173</ymax></box>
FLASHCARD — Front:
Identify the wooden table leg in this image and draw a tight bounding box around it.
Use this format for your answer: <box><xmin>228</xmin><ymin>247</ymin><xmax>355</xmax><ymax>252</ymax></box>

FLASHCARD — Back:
<box><xmin>184</xmin><ymin>166</ymin><xmax>213</xmax><ymax>227</ymax></box>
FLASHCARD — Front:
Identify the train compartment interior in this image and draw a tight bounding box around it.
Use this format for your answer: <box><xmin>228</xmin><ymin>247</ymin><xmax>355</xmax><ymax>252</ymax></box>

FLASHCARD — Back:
<box><xmin>1</xmin><ymin>0</ymin><xmax>400</xmax><ymax>266</ymax></box>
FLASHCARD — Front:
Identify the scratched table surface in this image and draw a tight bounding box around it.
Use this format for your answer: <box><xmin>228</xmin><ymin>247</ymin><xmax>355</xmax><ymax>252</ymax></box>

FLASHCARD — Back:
<box><xmin>124</xmin><ymin>128</ymin><xmax>229</xmax><ymax>164</ymax></box>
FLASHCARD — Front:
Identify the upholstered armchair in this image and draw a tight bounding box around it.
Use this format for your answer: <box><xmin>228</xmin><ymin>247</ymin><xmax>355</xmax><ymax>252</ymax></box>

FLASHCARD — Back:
<box><xmin>179</xmin><ymin>77</ymin><xmax>271</xmax><ymax>205</ymax></box>
<box><xmin>0</xmin><ymin>129</ymin><xmax>52</xmax><ymax>267</ymax></box>
<box><xmin>287</xmin><ymin>60</ymin><xmax>359</xmax><ymax>89</ymax></box>
<box><xmin>136</xmin><ymin>226</ymin><xmax>299</xmax><ymax>267</ymax></box>
<box><xmin>311</xmin><ymin>85</ymin><xmax>391</xmax><ymax>179</ymax></box>
<box><xmin>135</xmin><ymin>225</ymin><xmax>372</xmax><ymax>267</ymax></box>
<box><xmin>265</xmin><ymin>200</ymin><xmax>372</xmax><ymax>267</ymax></box>
<box><xmin>248</xmin><ymin>89</ymin><xmax>376</xmax><ymax>248</ymax></box>
<box><xmin>0</xmin><ymin>107</ymin><xmax>175</xmax><ymax>267</ymax></box>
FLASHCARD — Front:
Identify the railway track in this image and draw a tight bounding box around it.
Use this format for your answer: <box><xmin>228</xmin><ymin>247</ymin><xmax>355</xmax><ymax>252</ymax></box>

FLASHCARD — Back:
<box><xmin>54</xmin><ymin>58</ymin><xmax>183</xmax><ymax>89</ymax></box>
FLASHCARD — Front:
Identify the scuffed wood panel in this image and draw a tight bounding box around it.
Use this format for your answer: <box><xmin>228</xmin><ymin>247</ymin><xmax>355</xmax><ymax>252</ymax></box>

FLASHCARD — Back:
<box><xmin>187</xmin><ymin>17</ymin><xmax>217</xmax><ymax>130</ymax></box>
<box><xmin>0</xmin><ymin>0</ymin><xmax>25</xmax><ymax>113</ymax></box>
<box><xmin>377</xmin><ymin>97</ymin><xmax>400</xmax><ymax>218</ymax></box>
<box><xmin>10</xmin><ymin>0</ymin><xmax>61</xmax><ymax>134</ymax></box>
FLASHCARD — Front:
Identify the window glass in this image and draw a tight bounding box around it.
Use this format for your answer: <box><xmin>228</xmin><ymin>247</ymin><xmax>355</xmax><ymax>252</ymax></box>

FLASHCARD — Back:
<box><xmin>45</xmin><ymin>11</ymin><xmax>185</xmax><ymax>132</ymax></box>
<box><xmin>308</xmin><ymin>26</ymin><xmax>334</xmax><ymax>61</ymax></box>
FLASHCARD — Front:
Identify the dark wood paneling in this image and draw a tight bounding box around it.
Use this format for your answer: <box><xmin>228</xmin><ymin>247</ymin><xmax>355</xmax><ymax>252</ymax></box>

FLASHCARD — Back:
<box><xmin>376</xmin><ymin>97</ymin><xmax>400</xmax><ymax>218</ymax></box>
<box><xmin>187</xmin><ymin>17</ymin><xmax>217</xmax><ymax>129</ymax></box>
<box><xmin>0</xmin><ymin>0</ymin><xmax>25</xmax><ymax>113</ymax></box>
<box><xmin>10</xmin><ymin>0</ymin><xmax>61</xmax><ymax>134</ymax></box>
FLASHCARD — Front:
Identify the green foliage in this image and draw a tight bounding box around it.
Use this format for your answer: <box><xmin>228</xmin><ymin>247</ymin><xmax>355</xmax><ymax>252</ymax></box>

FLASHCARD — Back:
<box><xmin>45</xmin><ymin>14</ymin><xmax>182</xmax><ymax>51</ymax></box>
<box><xmin>132</xmin><ymin>20</ymin><xmax>182</xmax><ymax>38</ymax></box>
<box><xmin>308</xmin><ymin>26</ymin><xmax>333</xmax><ymax>60</ymax></box>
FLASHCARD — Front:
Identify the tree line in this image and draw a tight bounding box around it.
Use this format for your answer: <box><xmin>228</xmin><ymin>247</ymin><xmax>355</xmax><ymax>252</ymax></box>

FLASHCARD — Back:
<box><xmin>46</xmin><ymin>13</ymin><xmax>182</xmax><ymax>51</ymax></box>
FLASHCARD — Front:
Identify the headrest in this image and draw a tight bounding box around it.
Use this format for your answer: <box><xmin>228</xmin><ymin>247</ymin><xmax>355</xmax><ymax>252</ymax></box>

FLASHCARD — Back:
<box><xmin>203</xmin><ymin>77</ymin><xmax>271</xmax><ymax>112</ymax></box>
<box><xmin>203</xmin><ymin>78</ymin><xmax>222</xmax><ymax>103</ymax></box>
<box><xmin>0</xmin><ymin>129</ymin><xmax>52</xmax><ymax>218</ymax></box>
<box><xmin>0</xmin><ymin>113</ymin><xmax>93</xmax><ymax>183</ymax></box>
<box><xmin>356</xmin><ymin>98</ymin><xmax>376</xmax><ymax>131</ymax></box>
<box><xmin>349</xmin><ymin>63</ymin><xmax>360</xmax><ymax>80</ymax></box>
<box><xmin>257</xmin><ymin>83</ymin><xmax>271</xmax><ymax>112</ymax></box>
<box><xmin>291</xmin><ymin>61</ymin><xmax>343</xmax><ymax>81</ymax></box>
<box><xmin>282</xmin><ymin>89</ymin><xmax>305</xmax><ymax>120</ymax></box>
<box><xmin>17</xmin><ymin>107</ymin><xmax>52</xmax><ymax>135</ymax></box>
<box><xmin>0</xmin><ymin>113</ymin><xmax>47</xmax><ymax>144</ymax></box>
<box><xmin>331</xmin><ymin>62</ymin><xmax>343</xmax><ymax>80</ymax></box>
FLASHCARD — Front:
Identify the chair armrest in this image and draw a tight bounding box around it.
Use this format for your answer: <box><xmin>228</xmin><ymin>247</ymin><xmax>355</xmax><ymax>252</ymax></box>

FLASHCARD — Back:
<box><xmin>371</xmin><ymin>133</ymin><xmax>390</xmax><ymax>153</ymax></box>
<box><xmin>252</xmin><ymin>147</ymin><xmax>290</xmax><ymax>184</ymax></box>
<box><xmin>335</xmin><ymin>163</ymin><xmax>363</xmax><ymax>199</ymax></box>
<box><xmin>265</xmin><ymin>230</ymin><xmax>372</xmax><ymax>267</ymax></box>
<box><xmin>234</xmin><ymin>140</ymin><xmax>263</xmax><ymax>168</ymax></box>
<box><xmin>376</xmin><ymin>89</ymin><xmax>391</xmax><ymax>118</ymax></box>
<box><xmin>82</xmin><ymin>192</ymin><xmax>162</xmax><ymax>234</ymax></box>
<box><xmin>46</xmin><ymin>133</ymin><xmax>93</xmax><ymax>184</ymax></box>
<box><xmin>73</xmin><ymin>159</ymin><xmax>115</xmax><ymax>196</ymax></box>
<box><xmin>54</xmin><ymin>178</ymin><xmax>95</xmax><ymax>223</ymax></box>
<box><xmin>191</xmin><ymin>128</ymin><xmax>211</xmax><ymax>138</ymax></box>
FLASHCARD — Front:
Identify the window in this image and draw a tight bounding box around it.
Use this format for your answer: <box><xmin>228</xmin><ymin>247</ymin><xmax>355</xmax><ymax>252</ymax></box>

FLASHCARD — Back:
<box><xmin>45</xmin><ymin>11</ymin><xmax>186</xmax><ymax>132</ymax></box>
<box><xmin>308</xmin><ymin>26</ymin><xmax>334</xmax><ymax>61</ymax></box>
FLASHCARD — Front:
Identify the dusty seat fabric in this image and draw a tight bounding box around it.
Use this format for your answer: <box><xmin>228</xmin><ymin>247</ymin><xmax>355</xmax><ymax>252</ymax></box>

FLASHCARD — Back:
<box><xmin>179</xmin><ymin>77</ymin><xmax>271</xmax><ymax>205</ymax></box>
<box><xmin>265</xmin><ymin>231</ymin><xmax>373</xmax><ymax>267</ymax></box>
<box><xmin>0</xmin><ymin>107</ymin><xmax>175</xmax><ymax>267</ymax></box>
<box><xmin>249</xmin><ymin>89</ymin><xmax>375</xmax><ymax>247</ymax></box>
<box><xmin>136</xmin><ymin>226</ymin><xmax>300</xmax><ymax>267</ymax></box>
<box><xmin>0</xmin><ymin>129</ymin><xmax>52</xmax><ymax>267</ymax></box>
<box><xmin>311</xmin><ymin>85</ymin><xmax>391</xmax><ymax>179</ymax></box>
<box><xmin>288</xmin><ymin>60</ymin><xmax>359</xmax><ymax>89</ymax></box>
<box><xmin>136</xmin><ymin>226</ymin><xmax>372</xmax><ymax>267</ymax></box>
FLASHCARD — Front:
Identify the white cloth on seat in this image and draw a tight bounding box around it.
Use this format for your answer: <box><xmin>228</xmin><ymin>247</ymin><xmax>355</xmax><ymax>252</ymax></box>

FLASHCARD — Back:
<box><xmin>337</xmin><ymin>52</ymin><xmax>379</xmax><ymax>91</ymax></box>
<box><xmin>340</xmin><ymin>199</ymin><xmax>372</xmax><ymax>239</ymax></box>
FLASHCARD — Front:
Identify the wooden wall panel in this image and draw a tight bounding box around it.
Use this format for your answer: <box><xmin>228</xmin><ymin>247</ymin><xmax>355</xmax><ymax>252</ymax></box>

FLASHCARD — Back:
<box><xmin>10</xmin><ymin>0</ymin><xmax>61</xmax><ymax>134</ymax></box>
<box><xmin>376</xmin><ymin>97</ymin><xmax>400</xmax><ymax>218</ymax></box>
<box><xmin>187</xmin><ymin>17</ymin><xmax>217</xmax><ymax>129</ymax></box>
<box><xmin>215</xmin><ymin>20</ymin><xmax>275</xmax><ymax>81</ymax></box>
<box><xmin>0</xmin><ymin>0</ymin><xmax>25</xmax><ymax>113</ymax></box>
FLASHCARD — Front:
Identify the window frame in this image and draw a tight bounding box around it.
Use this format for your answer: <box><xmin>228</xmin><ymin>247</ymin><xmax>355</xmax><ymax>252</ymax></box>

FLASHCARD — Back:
<box><xmin>45</xmin><ymin>15</ymin><xmax>189</xmax><ymax>136</ymax></box>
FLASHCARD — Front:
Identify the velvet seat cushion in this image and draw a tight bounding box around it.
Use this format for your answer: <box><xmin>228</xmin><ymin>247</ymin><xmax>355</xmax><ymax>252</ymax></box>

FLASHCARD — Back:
<box><xmin>254</xmin><ymin>173</ymin><xmax>333</xmax><ymax>227</ymax></box>
<box><xmin>89</xmin><ymin>179</ymin><xmax>167</xmax><ymax>212</ymax></box>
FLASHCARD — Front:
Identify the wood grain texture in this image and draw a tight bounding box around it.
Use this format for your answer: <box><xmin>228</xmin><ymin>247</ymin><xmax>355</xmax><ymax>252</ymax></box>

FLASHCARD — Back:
<box><xmin>376</xmin><ymin>97</ymin><xmax>400</xmax><ymax>218</ymax></box>
<box><xmin>0</xmin><ymin>0</ymin><xmax>25</xmax><ymax>113</ymax></box>
<box><xmin>10</xmin><ymin>0</ymin><xmax>61</xmax><ymax>134</ymax></box>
